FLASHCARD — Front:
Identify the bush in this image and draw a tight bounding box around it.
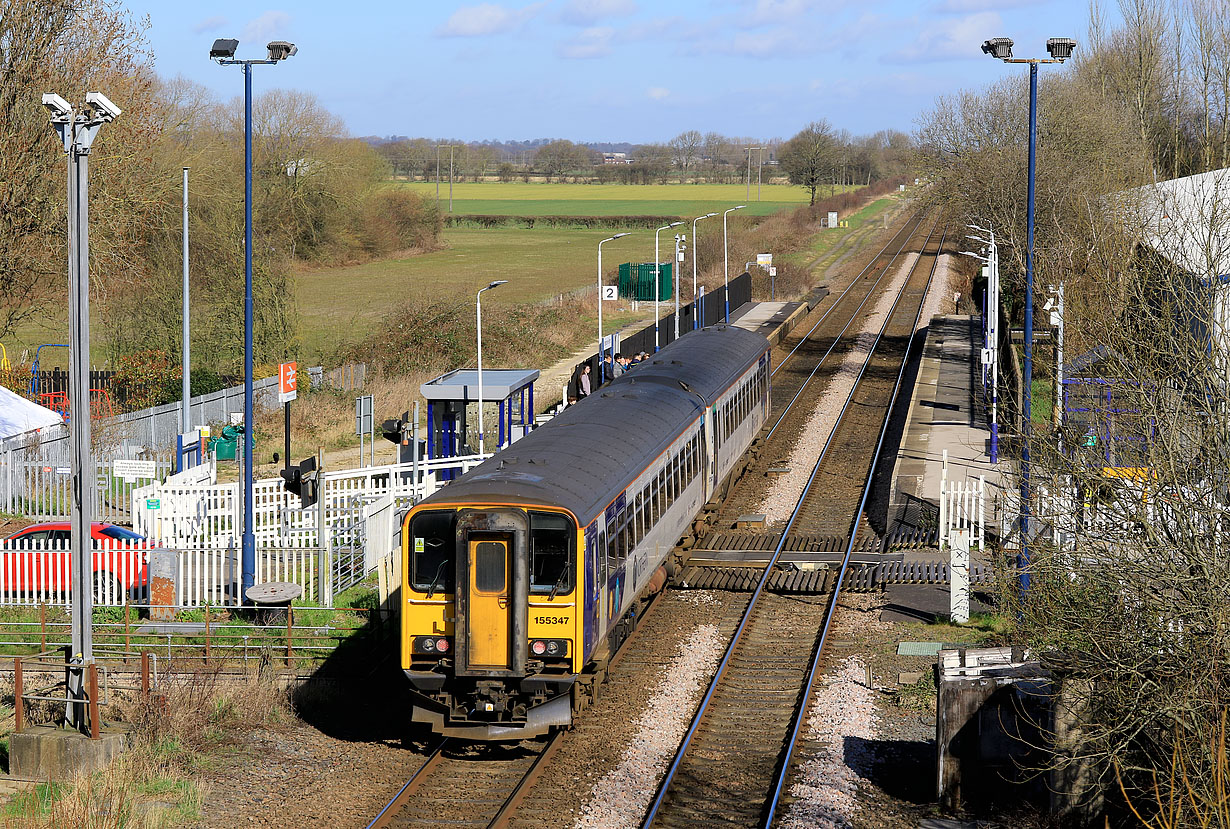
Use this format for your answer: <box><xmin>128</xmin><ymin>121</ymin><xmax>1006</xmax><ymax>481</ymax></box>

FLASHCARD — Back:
<box><xmin>355</xmin><ymin>188</ymin><xmax>442</xmax><ymax>255</ymax></box>
<box><xmin>112</xmin><ymin>350</ymin><xmax>180</xmax><ymax>410</ymax></box>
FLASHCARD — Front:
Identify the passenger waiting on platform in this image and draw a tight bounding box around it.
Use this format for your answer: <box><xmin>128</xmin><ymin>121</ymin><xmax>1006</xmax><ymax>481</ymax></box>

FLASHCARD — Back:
<box><xmin>602</xmin><ymin>353</ymin><xmax>617</xmax><ymax>381</ymax></box>
<box><xmin>618</xmin><ymin>354</ymin><xmax>633</xmax><ymax>374</ymax></box>
<box><xmin>576</xmin><ymin>363</ymin><xmax>592</xmax><ymax>398</ymax></box>
<box><xmin>611</xmin><ymin>353</ymin><xmax>626</xmax><ymax>379</ymax></box>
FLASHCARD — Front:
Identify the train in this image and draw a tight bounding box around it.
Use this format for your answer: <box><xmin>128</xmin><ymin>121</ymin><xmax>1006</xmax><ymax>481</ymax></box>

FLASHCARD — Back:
<box><xmin>399</xmin><ymin>323</ymin><xmax>772</xmax><ymax>740</ymax></box>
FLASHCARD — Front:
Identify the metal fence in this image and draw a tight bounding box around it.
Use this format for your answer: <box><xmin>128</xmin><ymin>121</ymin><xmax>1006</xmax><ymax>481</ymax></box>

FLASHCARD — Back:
<box><xmin>0</xmin><ymin>447</ymin><xmax>174</xmax><ymax>522</ymax></box>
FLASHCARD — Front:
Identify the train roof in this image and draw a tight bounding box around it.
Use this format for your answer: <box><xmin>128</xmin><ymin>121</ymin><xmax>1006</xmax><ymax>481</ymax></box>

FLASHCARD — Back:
<box><xmin>416</xmin><ymin>324</ymin><xmax>770</xmax><ymax>524</ymax></box>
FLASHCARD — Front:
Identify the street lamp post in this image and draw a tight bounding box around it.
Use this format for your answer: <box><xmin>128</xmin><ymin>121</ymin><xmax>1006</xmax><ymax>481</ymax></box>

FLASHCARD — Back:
<box><xmin>757</xmin><ymin>146</ymin><xmax>763</xmax><ymax>201</ymax></box>
<box><xmin>477</xmin><ymin>280</ymin><xmax>507</xmax><ymax>455</ymax></box>
<box><xmin>723</xmin><ymin>205</ymin><xmax>746</xmax><ymax>322</ymax></box>
<box><xmin>673</xmin><ymin>232</ymin><xmax>686</xmax><ymax>340</ymax></box>
<box><xmin>981</xmin><ymin>35</ymin><xmax>1075</xmax><ymax>600</ymax></box>
<box><xmin>212</xmin><ymin>37</ymin><xmax>297</xmax><ymax>604</ymax></box>
<box><xmin>692</xmin><ymin>212</ymin><xmax>717</xmax><ymax>329</ymax></box>
<box><xmin>966</xmin><ymin>224</ymin><xmax>1001</xmax><ymax>464</ymax></box>
<box><xmin>437</xmin><ymin>144</ymin><xmax>457</xmax><ymax>212</ymax></box>
<box><xmin>655</xmin><ymin>220</ymin><xmax>684</xmax><ymax>351</ymax></box>
<box><xmin>42</xmin><ymin>89</ymin><xmax>119</xmax><ymax>733</ymax></box>
<box><xmin>597</xmin><ymin>232</ymin><xmax>632</xmax><ymax>381</ymax></box>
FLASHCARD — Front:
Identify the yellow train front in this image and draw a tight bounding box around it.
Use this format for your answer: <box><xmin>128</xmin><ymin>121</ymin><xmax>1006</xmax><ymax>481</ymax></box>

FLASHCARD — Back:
<box><xmin>400</xmin><ymin>325</ymin><xmax>772</xmax><ymax>740</ymax></box>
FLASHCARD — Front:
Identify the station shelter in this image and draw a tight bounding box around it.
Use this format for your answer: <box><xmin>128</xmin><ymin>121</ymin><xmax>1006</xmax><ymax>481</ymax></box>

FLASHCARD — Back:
<box><xmin>420</xmin><ymin>368</ymin><xmax>539</xmax><ymax>480</ymax></box>
<box><xmin>1061</xmin><ymin>346</ymin><xmax>1153</xmax><ymax>473</ymax></box>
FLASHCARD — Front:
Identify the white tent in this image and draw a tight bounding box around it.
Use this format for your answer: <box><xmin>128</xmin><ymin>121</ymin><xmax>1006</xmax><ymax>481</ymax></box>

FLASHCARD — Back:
<box><xmin>0</xmin><ymin>384</ymin><xmax>63</xmax><ymax>442</ymax></box>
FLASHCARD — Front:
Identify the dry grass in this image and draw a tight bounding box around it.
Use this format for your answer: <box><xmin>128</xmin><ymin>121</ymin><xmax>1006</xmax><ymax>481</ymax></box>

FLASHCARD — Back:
<box><xmin>1</xmin><ymin>664</ymin><xmax>291</xmax><ymax>827</ymax></box>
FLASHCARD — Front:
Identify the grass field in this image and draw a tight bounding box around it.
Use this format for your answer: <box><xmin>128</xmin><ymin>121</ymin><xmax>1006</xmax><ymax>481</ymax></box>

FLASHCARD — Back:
<box><xmin>296</xmin><ymin>226</ymin><xmax>668</xmax><ymax>358</ymax></box>
<box><xmin>396</xmin><ymin>181</ymin><xmax>835</xmax><ymax>217</ymax></box>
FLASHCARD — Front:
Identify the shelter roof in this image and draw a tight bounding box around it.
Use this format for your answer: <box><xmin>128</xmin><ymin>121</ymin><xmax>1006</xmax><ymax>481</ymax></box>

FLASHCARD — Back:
<box><xmin>420</xmin><ymin>368</ymin><xmax>539</xmax><ymax>402</ymax></box>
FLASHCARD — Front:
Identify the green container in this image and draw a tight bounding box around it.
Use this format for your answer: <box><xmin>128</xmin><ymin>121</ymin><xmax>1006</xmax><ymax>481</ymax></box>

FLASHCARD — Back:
<box><xmin>618</xmin><ymin>262</ymin><xmax>673</xmax><ymax>301</ymax></box>
<box><xmin>209</xmin><ymin>424</ymin><xmax>244</xmax><ymax>461</ymax></box>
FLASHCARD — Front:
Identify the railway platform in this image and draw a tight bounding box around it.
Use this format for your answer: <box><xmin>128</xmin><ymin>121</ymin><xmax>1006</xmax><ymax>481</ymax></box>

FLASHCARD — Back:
<box><xmin>728</xmin><ymin>300</ymin><xmax>810</xmax><ymax>346</ymax></box>
<box><xmin>883</xmin><ymin>313</ymin><xmax>1006</xmax><ymax>622</ymax></box>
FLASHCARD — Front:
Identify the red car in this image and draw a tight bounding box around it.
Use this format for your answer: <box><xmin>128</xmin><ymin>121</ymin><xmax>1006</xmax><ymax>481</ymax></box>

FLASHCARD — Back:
<box><xmin>2</xmin><ymin>522</ymin><xmax>151</xmax><ymax>602</ymax></box>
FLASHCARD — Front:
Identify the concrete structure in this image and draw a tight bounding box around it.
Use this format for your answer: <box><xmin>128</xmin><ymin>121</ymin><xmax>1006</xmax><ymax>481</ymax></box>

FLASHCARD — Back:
<box><xmin>10</xmin><ymin>724</ymin><xmax>131</xmax><ymax>781</ymax></box>
<box><xmin>890</xmin><ymin>315</ymin><xmax>1008</xmax><ymax>543</ymax></box>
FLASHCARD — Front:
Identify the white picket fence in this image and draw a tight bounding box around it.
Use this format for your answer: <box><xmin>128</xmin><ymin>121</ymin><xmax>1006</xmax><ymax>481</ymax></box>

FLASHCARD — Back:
<box><xmin>938</xmin><ymin>451</ymin><xmax>986</xmax><ymax>552</ymax></box>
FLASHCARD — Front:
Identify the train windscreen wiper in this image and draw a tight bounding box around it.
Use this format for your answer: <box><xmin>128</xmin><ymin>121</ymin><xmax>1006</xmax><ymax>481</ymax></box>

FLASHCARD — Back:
<box><xmin>548</xmin><ymin>558</ymin><xmax>571</xmax><ymax>601</ymax></box>
<box><xmin>426</xmin><ymin>559</ymin><xmax>449</xmax><ymax>598</ymax></box>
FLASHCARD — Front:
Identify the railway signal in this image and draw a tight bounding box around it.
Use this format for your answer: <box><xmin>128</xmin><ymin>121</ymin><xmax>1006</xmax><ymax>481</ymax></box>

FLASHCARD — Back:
<box><xmin>280</xmin><ymin>455</ymin><xmax>318</xmax><ymax>508</ymax></box>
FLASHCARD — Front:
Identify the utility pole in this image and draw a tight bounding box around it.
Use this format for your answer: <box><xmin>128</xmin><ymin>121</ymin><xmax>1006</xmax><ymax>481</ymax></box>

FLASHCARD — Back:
<box><xmin>181</xmin><ymin>167</ymin><xmax>191</xmax><ymax>434</ymax></box>
<box><xmin>43</xmin><ymin>90</ymin><xmax>120</xmax><ymax>734</ymax></box>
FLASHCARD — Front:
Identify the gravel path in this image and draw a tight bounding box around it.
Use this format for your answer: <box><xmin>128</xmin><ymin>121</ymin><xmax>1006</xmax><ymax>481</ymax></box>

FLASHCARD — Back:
<box><xmin>754</xmin><ymin>253</ymin><xmax>919</xmax><ymax>524</ymax></box>
<box><xmin>778</xmin><ymin>657</ymin><xmax>878</xmax><ymax>829</ymax></box>
<box><xmin>917</xmin><ymin>254</ymin><xmax>956</xmax><ymax>333</ymax></box>
<box><xmin>573</xmin><ymin>622</ymin><xmax>727</xmax><ymax>829</ymax></box>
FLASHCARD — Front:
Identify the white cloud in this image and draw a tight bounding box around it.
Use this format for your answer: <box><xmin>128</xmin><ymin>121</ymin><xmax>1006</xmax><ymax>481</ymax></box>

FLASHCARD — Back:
<box><xmin>192</xmin><ymin>15</ymin><xmax>228</xmax><ymax>35</ymax></box>
<box><xmin>557</xmin><ymin>27</ymin><xmax>615</xmax><ymax>59</ymax></box>
<box><xmin>729</xmin><ymin>28</ymin><xmax>808</xmax><ymax>57</ymax></box>
<box><xmin>436</xmin><ymin>3</ymin><xmax>544</xmax><ymax>37</ymax></box>
<box><xmin>647</xmin><ymin>86</ymin><xmax>670</xmax><ymax>100</ymax></box>
<box><xmin>560</xmin><ymin>0</ymin><xmax>637</xmax><ymax>25</ymax></box>
<box><xmin>242</xmin><ymin>11</ymin><xmax>291</xmax><ymax>43</ymax></box>
<box><xmin>888</xmin><ymin>11</ymin><xmax>1002</xmax><ymax>63</ymax></box>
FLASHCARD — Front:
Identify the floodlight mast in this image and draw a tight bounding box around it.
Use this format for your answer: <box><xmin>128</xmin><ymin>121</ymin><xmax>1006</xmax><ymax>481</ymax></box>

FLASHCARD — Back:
<box><xmin>210</xmin><ymin>37</ymin><xmax>296</xmax><ymax>606</ymax></box>
<box><xmin>981</xmin><ymin>36</ymin><xmax>1075</xmax><ymax>601</ymax></box>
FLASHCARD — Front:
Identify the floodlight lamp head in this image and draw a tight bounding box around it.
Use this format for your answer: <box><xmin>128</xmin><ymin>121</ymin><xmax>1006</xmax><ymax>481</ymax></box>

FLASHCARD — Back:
<box><xmin>210</xmin><ymin>38</ymin><xmax>239</xmax><ymax>60</ymax></box>
<box><xmin>85</xmin><ymin>91</ymin><xmax>122</xmax><ymax>122</ymax></box>
<box><xmin>266</xmin><ymin>41</ymin><xmax>297</xmax><ymax>61</ymax></box>
<box><xmin>41</xmin><ymin>93</ymin><xmax>72</xmax><ymax>119</ymax></box>
<box><xmin>981</xmin><ymin>37</ymin><xmax>1013</xmax><ymax>60</ymax></box>
<box><xmin>488</xmin><ymin>280</ymin><xmax>508</xmax><ymax>289</ymax></box>
<box><xmin>614</xmin><ymin>232</ymin><xmax>631</xmax><ymax>239</ymax></box>
<box><xmin>706</xmin><ymin>212</ymin><xmax>718</xmax><ymax>218</ymax></box>
<box><xmin>1047</xmin><ymin>37</ymin><xmax>1076</xmax><ymax>61</ymax></box>
<box><xmin>734</xmin><ymin>204</ymin><xmax>746</xmax><ymax>210</ymax></box>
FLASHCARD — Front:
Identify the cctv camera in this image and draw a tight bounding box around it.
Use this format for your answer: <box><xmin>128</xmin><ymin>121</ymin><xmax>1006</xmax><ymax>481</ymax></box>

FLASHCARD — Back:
<box><xmin>266</xmin><ymin>41</ymin><xmax>297</xmax><ymax>61</ymax></box>
<box><xmin>85</xmin><ymin>91</ymin><xmax>122</xmax><ymax>122</ymax></box>
<box><xmin>41</xmin><ymin>93</ymin><xmax>72</xmax><ymax>119</ymax></box>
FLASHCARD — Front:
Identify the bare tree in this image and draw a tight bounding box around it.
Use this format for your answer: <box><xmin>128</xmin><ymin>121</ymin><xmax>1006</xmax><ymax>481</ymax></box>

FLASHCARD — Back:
<box><xmin>669</xmin><ymin>130</ymin><xmax>703</xmax><ymax>179</ymax></box>
<box><xmin>778</xmin><ymin>120</ymin><xmax>837</xmax><ymax>206</ymax></box>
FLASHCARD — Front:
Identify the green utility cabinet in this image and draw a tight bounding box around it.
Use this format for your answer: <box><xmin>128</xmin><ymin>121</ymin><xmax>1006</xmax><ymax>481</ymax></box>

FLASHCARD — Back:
<box><xmin>618</xmin><ymin>262</ymin><xmax>673</xmax><ymax>301</ymax></box>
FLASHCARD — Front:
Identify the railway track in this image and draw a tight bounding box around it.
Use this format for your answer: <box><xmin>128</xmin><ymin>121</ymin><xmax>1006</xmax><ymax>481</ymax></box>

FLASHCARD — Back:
<box><xmin>642</xmin><ymin>222</ymin><xmax>947</xmax><ymax>828</ymax></box>
<box><xmin>366</xmin><ymin>589</ymin><xmax>671</xmax><ymax>829</ymax></box>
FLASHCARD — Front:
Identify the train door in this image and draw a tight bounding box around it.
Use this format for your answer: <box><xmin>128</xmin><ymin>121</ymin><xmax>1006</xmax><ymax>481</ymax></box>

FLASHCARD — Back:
<box><xmin>467</xmin><ymin>533</ymin><xmax>512</xmax><ymax>669</ymax></box>
<box><xmin>703</xmin><ymin>409</ymin><xmax>716</xmax><ymax>499</ymax></box>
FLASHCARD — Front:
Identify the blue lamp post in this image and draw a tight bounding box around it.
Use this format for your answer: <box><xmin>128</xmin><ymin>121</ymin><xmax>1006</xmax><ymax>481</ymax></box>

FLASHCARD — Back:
<box><xmin>211</xmin><ymin>37</ymin><xmax>297</xmax><ymax>604</ymax></box>
<box><xmin>981</xmin><ymin>35</ymin><xmax>1075</xmax><ymax>600</ymax></box>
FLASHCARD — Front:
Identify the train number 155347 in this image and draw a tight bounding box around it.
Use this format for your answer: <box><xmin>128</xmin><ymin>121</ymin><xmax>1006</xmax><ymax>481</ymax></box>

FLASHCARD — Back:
<box><xmin>534</xmin><ymin>616</ymin><xmax>568</xmax><ymax>625</ymax></box>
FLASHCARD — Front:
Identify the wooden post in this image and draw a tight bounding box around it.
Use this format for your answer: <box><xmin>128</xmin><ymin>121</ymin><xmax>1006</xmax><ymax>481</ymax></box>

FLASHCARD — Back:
<box><xmin>87</xmin><ymin>663</ymin><xmax>99</xmax><ymax>740</ymax></box>
<box><xmin>124</xmin><ymin>603</ymin><xmax>131</xmax><ymax>653</ymax></box>
<box><xmin>285</xmin><ymin>606</ymin><xmax>293</xmax><ymax>667</ymax></box>
<box><xmin>141</xmin><ymin>651</ymin><xmax>150</xmax><ymax>698</ymax></box>
<box><xmin>14</xmin><ymin>657</ymin><xmax>23</xmax><ymax>733</ymax></box>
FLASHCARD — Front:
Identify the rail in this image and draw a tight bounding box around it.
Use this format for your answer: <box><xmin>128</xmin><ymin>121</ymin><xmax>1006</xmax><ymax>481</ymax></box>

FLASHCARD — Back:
<box><xmin>642</xmin><ymin>219</ymin><xmax>944</xmax><ymax>827</ymax></box>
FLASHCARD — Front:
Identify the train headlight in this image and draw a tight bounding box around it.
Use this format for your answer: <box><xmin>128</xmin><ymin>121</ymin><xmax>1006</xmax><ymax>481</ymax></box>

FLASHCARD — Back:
<box><xmin>529</xmin><ymin>639</ymin><xmax>569</xmax><ymax>658</ymax></box>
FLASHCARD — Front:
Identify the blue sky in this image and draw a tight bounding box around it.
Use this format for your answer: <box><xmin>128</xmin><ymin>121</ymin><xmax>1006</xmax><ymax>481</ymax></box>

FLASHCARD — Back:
<box><xmin>125</xmin><ymin>1</ymin><xmax>1108</xmax><ymax>143</ymax></box>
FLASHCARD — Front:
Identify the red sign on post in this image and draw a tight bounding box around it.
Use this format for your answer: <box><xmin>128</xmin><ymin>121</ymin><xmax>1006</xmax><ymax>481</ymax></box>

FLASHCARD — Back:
<box><xmin>279</xmin><ymin>361</ymin><xmax>297</xmax><ymax>403</ymax></box>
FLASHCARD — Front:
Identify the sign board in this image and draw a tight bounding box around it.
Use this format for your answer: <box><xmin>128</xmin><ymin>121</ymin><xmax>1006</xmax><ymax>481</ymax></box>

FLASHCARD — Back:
<box><xmin>279</xmin><ymin>361</ymin><xmax>298</xmax><ymax>404</ymax></box>
<box><xmin>55</xmin><ymin>466</ymin><xmax>70</xmax><ymax>475</ymax></box>
<box><xmin>769</xmin><ymin>266</ymin><xmax>777</xmax><ymax>277</ymax></box>
<box><xmin>981</xmin><ymin>348</ymin><xmax>993</xmax><ymax>366</ymax></box>
<box><xmin>355</xmin><ymin>395</ymin><xmax>374</xmax><ymax>437</ymax></box>
<box><xmin>601</xmin><ymin>285</ymin><xmax>618</xmax><ymax>301</ymax></box>
<box><xmin>756</xmin><ymin>253</ymin><xmax>772</xmax><ymax>268</ymax></box>
<box><xmin>145</xmin><ymin>498</ymin><xmax>161</xmax><ymax>510</ymax></box>
<box><xmin>827</xmin><ymin>211</ymin><xmax>838</xmax><ymax>228</ymax></box>
<box><xmin>981</xmin><ymin>265</ymin><xmax>990</xmax><ymax>279</ymax></box>
<box><xmin>950</xmin><ymin>528</ymin><xmax>970</xmax><ymax>624</ymax></box>
<box><xmin>601</xmin><ymin>332</ymin><xmax>619</xmax><ymax>354</ymax></box>
<box><xmin>114</xmin><ymin>459</ymin><xmax>157</xmax><ymax>483</ymax></box>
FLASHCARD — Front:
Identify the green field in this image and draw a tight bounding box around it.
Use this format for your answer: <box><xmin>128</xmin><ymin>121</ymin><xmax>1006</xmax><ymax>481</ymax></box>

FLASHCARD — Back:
<box><xmin>297</xmin><ymin>226</ymin><xmax>675</xmax><ymax>357</ymax></box>
<box><xmin>396</xmin><ymin>181</ymin><xmax>823</xmax><ymax>217</ymax></box>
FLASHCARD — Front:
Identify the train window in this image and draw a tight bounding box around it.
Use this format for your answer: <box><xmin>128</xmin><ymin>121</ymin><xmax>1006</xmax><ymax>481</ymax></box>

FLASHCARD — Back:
<box><xmin>409</xmin><ymin>510</ymin><xmax>457</xmax><ymax>593</ymax></box>
<box><xmin>529</xmin><ymin>512</ymin><xmax>574</xmax><ymax>594</ymax></box>
<box><xmin>620</xmin><ymin>524</ymin><xmax>629</xmax><ymax>562</ymax></box>
<box><xmin>474</xmin><ymin>542</ymin><xmax>506</xmax><ymax>593</ymax></box>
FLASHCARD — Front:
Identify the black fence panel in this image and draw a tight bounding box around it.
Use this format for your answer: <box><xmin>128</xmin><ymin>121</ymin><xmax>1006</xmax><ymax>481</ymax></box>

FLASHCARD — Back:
<box><xmin>568</xmin><ymin>272</ymin><xmax>753</xmax><ymax>398</ymax></box>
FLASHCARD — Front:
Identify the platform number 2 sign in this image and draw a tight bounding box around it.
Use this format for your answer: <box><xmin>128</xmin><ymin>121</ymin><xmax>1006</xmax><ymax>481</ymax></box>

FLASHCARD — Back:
<box><xmin>601</xmin><ymin>286</ymin><xmax>618</xmax><ymax>301</ymax></box>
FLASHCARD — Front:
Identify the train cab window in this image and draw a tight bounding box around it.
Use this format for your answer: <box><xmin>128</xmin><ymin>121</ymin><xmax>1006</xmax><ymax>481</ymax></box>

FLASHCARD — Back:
<box><xmin>474</xmin><ymin>542</ymin><xmax>506</xmax><ymax>593</ymax></box>
<box><xmin>530</xmin><ymin>511</ymin><xmax>574</xmax><ymax>594</ymax></box>
<box><xmin>409</xmin><ymin>510</ymin><xmax>457</xmax><ymax>594</ymax></box>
